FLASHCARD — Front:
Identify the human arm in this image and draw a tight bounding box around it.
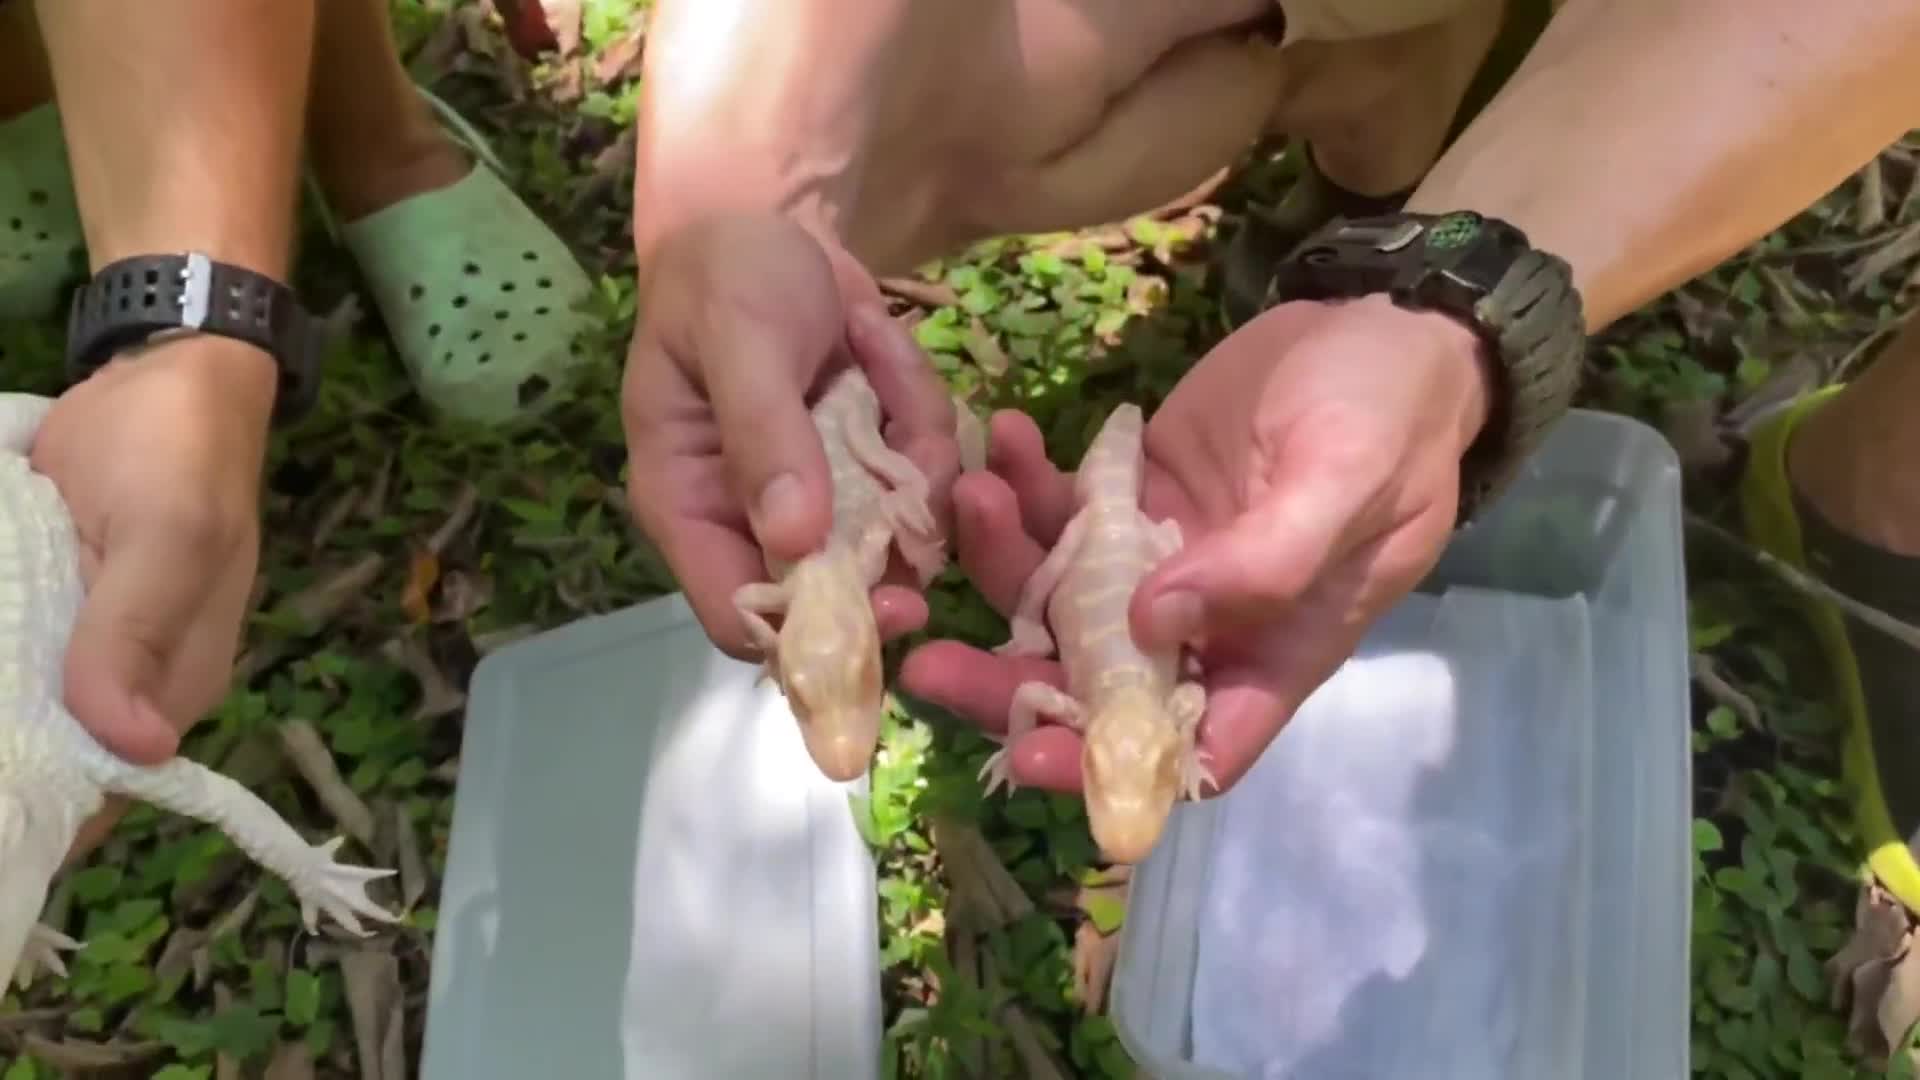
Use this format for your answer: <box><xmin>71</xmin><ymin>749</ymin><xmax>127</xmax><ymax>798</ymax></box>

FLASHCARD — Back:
<box><xmin>1409</xmin><ymin>0</ymin><xmax>1920</xmax><ymax>334</ymax></box>
<box><xmin>30</xmin><ymin>0</ymin><xmax>313</xmax><ymax>764</ymax></box>
<box><xmin>630</xmin><ymin>0</ymin><xmax>914</xmax><ymax>266</ymax></box>
<box><xmin>622</xmin><ymin>0</ymin><xmax>963</xmax><ymax>655</ymax></box>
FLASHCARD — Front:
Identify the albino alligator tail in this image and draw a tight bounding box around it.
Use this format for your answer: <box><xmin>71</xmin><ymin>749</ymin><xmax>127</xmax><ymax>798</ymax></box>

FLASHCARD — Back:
<box><xmin>0</xmin><ymin>393</ymin><xmax>398</xmax><ymax>994</ymax></box>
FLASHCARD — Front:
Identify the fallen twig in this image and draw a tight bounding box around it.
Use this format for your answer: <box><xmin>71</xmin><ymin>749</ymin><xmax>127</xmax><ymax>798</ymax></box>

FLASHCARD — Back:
<box><xmin>1685</xmin><ymin>511</ymin><xmax>1920</xmax><ymax>653</ymax></box>
<box><xmin>1690</xmin><ymin>653</ymin><xmax>1763</xmax><ymax>731</ymax></box>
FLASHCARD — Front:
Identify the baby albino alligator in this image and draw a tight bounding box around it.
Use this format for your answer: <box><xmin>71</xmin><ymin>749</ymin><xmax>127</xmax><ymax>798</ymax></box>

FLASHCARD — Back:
<box><xmin>980</xmin><ymin>402</ymin><xmax>1213</xmax><ymax>864</ymax></box>
<box><xmin>733</xmin><ymin>366</ymin><xmax>985</xmax><ymax>781</ymax></box>
<box><xmin>0</xmin><ymin>393</ymin><xmax>397</xmax><ymax>993</ymax></box>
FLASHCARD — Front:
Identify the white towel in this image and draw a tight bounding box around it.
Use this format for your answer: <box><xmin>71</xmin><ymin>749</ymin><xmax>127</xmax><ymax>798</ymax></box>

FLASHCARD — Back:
<box><xmin>1190</xmin><ymin>586</ymin><xmax>1594</xmax><ymax>1079</ymax></box>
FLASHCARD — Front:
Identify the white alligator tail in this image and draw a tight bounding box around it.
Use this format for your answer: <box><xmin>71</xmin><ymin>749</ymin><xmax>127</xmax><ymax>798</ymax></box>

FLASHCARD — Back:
<box><xmin>0</xmin><ymin>393</ymin><xmax>400</xmax><ymax>995</ymax></box>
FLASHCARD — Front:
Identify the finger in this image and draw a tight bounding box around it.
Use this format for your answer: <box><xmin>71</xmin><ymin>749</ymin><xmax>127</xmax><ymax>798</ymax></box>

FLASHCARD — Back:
<box><xmin>691</xmin><ymin>313</ymin><xmax>837</xmax><ymax>567</ymax></box>
<box><xmin>848</xmin><ymin>303</ymin><xmax>956</xmax><ymax>442</ymax></box>
<box><xmin>1131</xmin><ymin>464</ymin><xmax>1381</xmax><ymax>650</ymax></box>
<box><xmin>63</xmin><ymin>512</ymin><xmax>223</xmax><ymax>764</ymax></box>
<box><xmin>1008</xmin><ymin>724</ymin><xmax>1084</xmax><ymax>793</ymax></box>
<box><xmin>952</xmin><ymin>470</ymin><xmax>1047</xmax><ymax>614</ymax></box>
<box><xmin>986</xmin><ymin>409</ymin><xmax>1077</xmax><ymax>544</ymax></box>
<box><xmin>895</xmin><ymin>639</ymin><xmax>1065</xmax><ymax>737</ymax></box>
<box><xmin>1185</xmin><ymin>661</ymin><xmax>1300</xmax><ymax>794</ymax></box>
<box><xmin>873</xmin><ymin>584</ymin><xmax>929</xmax><ymax>641</ymax></box>
<box><xmin>634</xmin><ymin>503</ymin><xmax>772</xmax><ymax>661</ymax></box>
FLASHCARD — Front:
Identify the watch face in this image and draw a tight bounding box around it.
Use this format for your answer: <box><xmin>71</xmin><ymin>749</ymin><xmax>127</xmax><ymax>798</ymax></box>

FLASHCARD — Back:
<box><xmin>1424</xmin><ymin>212</ymin><xmax>1483</xmax><ymax>250</ymax></box>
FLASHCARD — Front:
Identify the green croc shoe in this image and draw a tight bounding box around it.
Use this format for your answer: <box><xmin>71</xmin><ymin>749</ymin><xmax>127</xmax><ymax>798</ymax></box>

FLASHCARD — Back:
<box><xmin>332</xmin><ymin>96</ymin><xmax>594</xmax><ymax>426</ymax></box>
<box><xmin>1742</xmin><ymin>386</ymin><xmax>1920</xmax><ymax>914</ymax></box>
<box><xmin>0</xmin><ymin>102</ymin><xmax>85</xmax><ymax>322</ymax></box>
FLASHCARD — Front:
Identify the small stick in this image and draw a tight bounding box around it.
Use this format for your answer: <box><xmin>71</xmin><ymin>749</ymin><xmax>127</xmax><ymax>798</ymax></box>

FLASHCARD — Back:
<box><xmin>1685</xmin><ymin>511</ymin><xmax>1920</xmax><ymax>653</ymax></box>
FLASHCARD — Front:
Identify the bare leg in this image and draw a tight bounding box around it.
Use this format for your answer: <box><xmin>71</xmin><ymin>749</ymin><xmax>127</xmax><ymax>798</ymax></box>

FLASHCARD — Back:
<box><xmin>1269</xmin><ymin>0</ymin><xmax>1504</xmax><ymax>197</ymax></box>
<box><xmin>994</xmin><ymin>506</ymin><xmax>1094</xmax><ymax>659</ymax></box>
<box><xmin>1789</xmin><ymin>311</ymin><xmax>1920</xmax><ymax>556</ymax></box>
<box><xmin>978</xmin><ymin>681</ymin><xmax>1084</xmax><ymax>796</ymax></box>
<box><xmin>304</xmin><ymin>0</ymin><xmax>470</xmax><ymax>222</ymax></box>
<box><xmin>0</xmin><ymin>2</ymin><xmax>51</xmax><ymax>121</ymax></box>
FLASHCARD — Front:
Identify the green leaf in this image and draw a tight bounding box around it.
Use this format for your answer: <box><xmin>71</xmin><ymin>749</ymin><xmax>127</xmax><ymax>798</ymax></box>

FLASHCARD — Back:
<box><xmin>1693</xmin><ymin>819</ymin><xmax>1725</xmax><ymax>854</ymax></box>
<box><xmin>286</xmin><ymin>968</ymin><xmax>323</xmax><ymax>1027</ymax></box>
<box><xmin>1082</xmin><ymin>893</ymin><xmax>1127</xmax><ymax>935</ymax></box>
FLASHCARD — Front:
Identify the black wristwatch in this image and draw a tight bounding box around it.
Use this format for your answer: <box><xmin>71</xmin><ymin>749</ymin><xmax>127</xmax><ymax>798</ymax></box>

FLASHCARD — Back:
<box><xmin>65</xmin><ymin>251</ymin><xmax>327</xmax><ymax>423</ymax></box>
<box><xmin>1251</xmin><ymin>210</ymin><xmax>1587</xmax><ymax>525</ymax></box>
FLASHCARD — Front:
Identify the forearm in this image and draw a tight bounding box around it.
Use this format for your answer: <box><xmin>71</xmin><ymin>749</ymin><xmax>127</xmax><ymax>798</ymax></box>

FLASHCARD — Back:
<box><xmin>1408</xmin><ymin>0</ymin><xmax>1920</xmax><ymax>331</ymax></box>
<box><xmin>631</xmin><ymin>0</ymin><xmax>911</xmax><ymax>263</ymax></box>
<box><xmin>37</xmin><ymin>0</ymin><xmax>311</xmax><ymax>277</ymax></box>
<box><xmin>35</xmin><ymin>0</ymin><xmax>313</xmax><ymax>404</ymax></box>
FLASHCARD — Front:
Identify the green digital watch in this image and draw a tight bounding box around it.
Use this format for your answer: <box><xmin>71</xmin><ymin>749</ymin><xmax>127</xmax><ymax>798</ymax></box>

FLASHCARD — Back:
<box><xmin>1245</xmin><ymin>210</ymin><xmax>1588</xmax><ymax>525</ymax></box>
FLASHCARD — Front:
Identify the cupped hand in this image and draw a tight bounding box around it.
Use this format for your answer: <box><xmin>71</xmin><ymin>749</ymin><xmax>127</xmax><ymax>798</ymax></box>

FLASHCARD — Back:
<box><xmin>898</xmin><ymin>294</ymin><xmax>1495</xmax><ymax>794</ymax></box>
<box><xmin>621</xmin><ymin>213</ymin><xmax>963</xmax><ymax>658</ymax></box>
<box><xmin>31</xmin><ymin>336</ymin><xmax>277</xmax><ymax>766</ymax></box>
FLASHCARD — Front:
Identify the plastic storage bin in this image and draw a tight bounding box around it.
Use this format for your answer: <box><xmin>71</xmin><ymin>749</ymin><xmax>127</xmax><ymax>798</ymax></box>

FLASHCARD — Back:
<box><xmin>1108</xmin><ymin>408</ymin><xmax>1691</xmax><ymax>1079</ymax></box>
<box><xmin>417</xmin><ymin>593</ymin><xmax>883</xmax><ymax>1080</ymax></box>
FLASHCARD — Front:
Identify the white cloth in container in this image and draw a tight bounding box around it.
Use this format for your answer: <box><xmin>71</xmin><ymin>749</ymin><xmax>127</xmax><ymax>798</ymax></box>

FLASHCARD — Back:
<box><xmin>1190</xmin><ymin>587</ymin><xmax>1593</xmax><ymax>1079</ymax></box>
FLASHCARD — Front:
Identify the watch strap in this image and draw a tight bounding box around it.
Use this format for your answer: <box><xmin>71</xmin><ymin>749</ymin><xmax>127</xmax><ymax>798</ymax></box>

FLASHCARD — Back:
<box><xmin>1265</xmin><ymin>211</ymin><xmax>1586</xmax><ymax>524</ymax></box>
<box><xmin>65</xmin><ymin>252</ymin><xmax>325</xmax><ymax>422</ymax></box>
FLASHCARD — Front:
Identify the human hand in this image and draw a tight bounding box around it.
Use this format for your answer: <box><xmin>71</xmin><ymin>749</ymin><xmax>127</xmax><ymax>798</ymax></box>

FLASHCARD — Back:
<box><xmin>621</xmin><ymin>213</ymin><xmax>963</xmax><ymax>659</ymax></box>
<box><xmin>898</xmin><ymin>294</ymin><xmax>1495</xmax><ymax>794</ymax></box>
<box><xmin>32</xmin><ymin>336</ymin><xmax>277</xmax><ymax>766</ymax></box>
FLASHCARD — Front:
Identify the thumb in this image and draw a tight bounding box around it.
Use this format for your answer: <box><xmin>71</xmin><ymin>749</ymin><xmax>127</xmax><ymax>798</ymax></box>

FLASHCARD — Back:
<box><xmin>1132</xmin><ymin>469</ymin><xmax>1378</xmax><ymax>650</ymax></box>
<box><xmin>63</xmin><ymin>516</ymin><xmax>214</xmax><ymax>764</ymax></box>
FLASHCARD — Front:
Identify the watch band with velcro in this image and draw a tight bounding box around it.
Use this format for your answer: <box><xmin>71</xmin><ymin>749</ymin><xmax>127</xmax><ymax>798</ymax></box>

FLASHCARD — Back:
<box><xmin>65</xmin><ymin>251</ymin><xmax>326</xmax><ymax>422</ymax></box>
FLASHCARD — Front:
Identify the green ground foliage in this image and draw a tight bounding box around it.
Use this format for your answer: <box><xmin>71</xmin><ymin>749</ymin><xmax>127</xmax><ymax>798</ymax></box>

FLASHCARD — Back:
<box><xmin>2</xmin><ymin>1</ymin><xmax>1919</xmax><ymax>1076</ymax></box>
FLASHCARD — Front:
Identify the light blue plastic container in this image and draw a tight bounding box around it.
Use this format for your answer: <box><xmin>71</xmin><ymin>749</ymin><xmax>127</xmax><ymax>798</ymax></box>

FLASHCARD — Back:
<box><xmin>1108</xmin><ymin>408</ymin><xmax>1692</xmax><ymax>1079</ymax></box>
<box><xmin>418</xmin><ymin>593</ymin><xmax>883</xmax><ymax>1080</ymax></box>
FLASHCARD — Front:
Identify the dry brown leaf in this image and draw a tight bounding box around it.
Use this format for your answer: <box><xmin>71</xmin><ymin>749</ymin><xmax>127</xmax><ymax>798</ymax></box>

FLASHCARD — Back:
<box><xmin>215</xmin><ymin>983</ymin><xmax>242</xmax><ymax>1080</ymax></box>
<box><xmin>566</xmin><ymin>125</ymin><xmax>638</xmax><ymax>216</ymax></box>
<box><xmin>155</xmin><ymin>924</ymin><xmax>211</xmax><ymax>985</ymax></box>
<box><xmin>1850</xmin><ymin>955</ymin><xmax>1900</xmax><ymax>1062</ymax></box>
<box><xmin>878</xmin><ymin>276</ymin><xmax>960</xmax><ymax>310</ymax></box>
<box><xmin>278</xmin><ymin>720</ymin><xmax>378</xmax><ymax>850</ymax></box>
<box><xmin>340</xmin><ymin>949</ymin><xmax>407</xmax><ymax>1080</ymax></box>
<box><xmin>427</xmin><ymin>482</ymin><xmax>480</xmax><ymax>554</ymax></box>
<box><xmin>281</xmin><ymin>554</ymin><xmax>386</xmax><ymax>632</ymax></box>
<box><xmin>962</xmin><ymin>317</ymin><xmax>1009</xmax><ymax>377</ymax></box>
<box><xmin>394</xmin><ymin>801</ymin><xmax>429</xmax><ymax>911</ymax></box>
<box><xmin>264</xmin><ymin>1039</ymin><xmax>319</xmax><ymax>1080</ymax></box>
<box><xmin>311</xmin><ymin>486</ymin><xmax>363</xmax><ymax>552</ymax></box>
<box><xmin>433</xmin><ymin>568</ymin><xmax>494</xmax><ymax>623</ymax></box>
<box><xmin>930</xmin><ymin>816</ymin><xmax>1033</xmax><ymax>930</ymax></box>
<box><xmin>981</xmin><ymin>953</ymin><xmax>1075</xmax><ymax>1080</ymax></box>
<box><xmin>1857</xmin><ymin>157</ymin><xmax>1888</xmax><ymax>233</ymax></box>
<box><xmin>401</xmin><ymin>550</ymin><xmax>440</xmax><ymax>624</ymax></box>
<box><xmin>1846</xmin><ymin>222</ymin><xmax>1920</xmax><ymax>296</ymax></box>
<box><xmin>544</xmin><ymin>0</ymin><xmax>583</xmax><ymax>55</ymax></box>
<box><xmin>471</xmin><ymin>623</ymin><xmax>539</xmax><ymax>654</ymax></box>
<box><xmin>380</xmin><ymin>633</ymin><xmax>467</xmax><ymax>722</ymax></box>
<box><xmin>1662</xmin><ymin>398</ymin><xmax>1734</xmax><ymax>474</ymax></box>
<box><xmin>1072</xmin><ymin>920</ymin><xmax>1121</xmax><ymax>1014</ymax></box>
<box><xmin>592</xmin><ymin>24</ymin><xmax>647</xmax><ymax>84</ymax></box>
<box><xmin>1880</xmin><ymin>935</ymin><xmax>1920</xmax><ymax>1066</ymax></box>
<box><xmin>1829</xmin><ymin>882</ymin><xmax>1913</xmax><ymax>1009</ymax></box>
<box><xmin>18</xmin><ymin>1032</ymin><xmax>167</xmax><ymax>1070</ymax></box>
